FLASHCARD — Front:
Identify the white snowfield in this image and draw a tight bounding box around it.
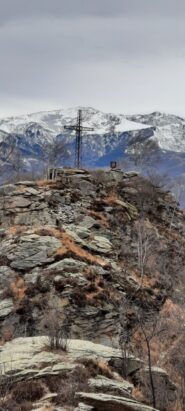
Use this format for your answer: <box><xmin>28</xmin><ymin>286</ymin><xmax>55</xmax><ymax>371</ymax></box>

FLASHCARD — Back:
<box><xmin>0</xmin><ymin>107</ymin><xmax>185</xmax><ymax>153</ymax></box>
<box><xmin>153</xmin><ymin>124</ymin><xmax>185</xmax><ymax>152</ymax></box>
<box><xmin>0</xmin><ymin>106</ymin><xmax>150</xmax><ymax>137</ymax></box>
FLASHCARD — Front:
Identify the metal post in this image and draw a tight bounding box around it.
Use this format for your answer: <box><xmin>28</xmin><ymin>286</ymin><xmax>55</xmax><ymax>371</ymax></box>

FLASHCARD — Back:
<box><xmin>64</xmin><ymin>109</ymin><xmax>94</xmax><ymax>169</ymax></box>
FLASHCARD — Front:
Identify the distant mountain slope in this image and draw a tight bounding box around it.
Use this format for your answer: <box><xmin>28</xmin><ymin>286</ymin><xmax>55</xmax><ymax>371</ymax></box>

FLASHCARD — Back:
<box><xmin>0</xmin><ymin>107</ymin><xmax>185</xmax><ymax>181</ymax></box>
<box><xmin>0</xmin><ymin>107</ymin><xmax>150</xmax><ymax>135</ymax></box>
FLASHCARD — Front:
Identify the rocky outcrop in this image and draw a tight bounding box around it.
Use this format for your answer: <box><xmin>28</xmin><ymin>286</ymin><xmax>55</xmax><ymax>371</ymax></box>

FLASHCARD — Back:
<box><xmin>75</xmin><ymin>392</ymin><xmax>159</xmax><ymax>411</ymax></box>
<box><xmin>135</xmin><ymin>367</ymin><xmax>177</xmax><ymax>407</ymax></box>
<box><xmin>0</xmin><ymin>336</ymin><xmax>140</xmax><ymax>379</ymax></box>
<box><xmin>0</xmin><ymin>169</ymin><xmax>183</xmax><ymax>410</ymax></box>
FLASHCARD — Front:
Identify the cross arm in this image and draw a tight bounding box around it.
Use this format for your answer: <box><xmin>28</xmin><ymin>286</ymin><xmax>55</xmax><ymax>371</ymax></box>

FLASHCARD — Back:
<box><xmin>80</xmin><ymin>127</ymin><xmax>94</xmax><ymax>131</ymax></box>
<box><xmin>64</xmin><ymin>125</ymin><xmax>77</xmax><ymax>131</ymax></box>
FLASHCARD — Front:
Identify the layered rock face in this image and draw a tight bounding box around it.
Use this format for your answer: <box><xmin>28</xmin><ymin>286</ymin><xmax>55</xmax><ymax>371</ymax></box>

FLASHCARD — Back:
<box><xmin>0</xmin><ymin>169</ymin><xmax>184</xmax><ymax>410</ymax></box>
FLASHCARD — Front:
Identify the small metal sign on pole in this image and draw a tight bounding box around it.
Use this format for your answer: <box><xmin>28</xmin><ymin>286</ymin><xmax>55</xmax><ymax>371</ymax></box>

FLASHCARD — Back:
<box><xmin>110</xmin><ymin>161</ymin><xmax>117</xmax><ymax>169</ymax></box>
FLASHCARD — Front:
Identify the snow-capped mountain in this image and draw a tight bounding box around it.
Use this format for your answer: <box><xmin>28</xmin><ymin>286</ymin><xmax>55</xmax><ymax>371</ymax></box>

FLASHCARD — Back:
<box><xmin>128</xmin><ymin>111</ymin><xmax>185</xmax><ymax>152</ymax></box>
<box><xmin>0</xmin><ymin>107</ymin><xmax>185</xmax><ymax>181</ymax></box>
<box><xmin>0</xmin><ymin>107</ymin><xmax>149</xmax><ymax>136</ymax></box>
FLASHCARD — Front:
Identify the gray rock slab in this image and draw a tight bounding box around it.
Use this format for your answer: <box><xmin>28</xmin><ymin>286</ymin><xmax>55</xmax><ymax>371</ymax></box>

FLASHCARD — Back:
<box><xmin>0</xmin><ymin>336</ymin><xmax>75</xmax><ymax>379</ymax></box>
<box><xmin>75</xmin><ymin>403</ymin><xmax>94</xmax><ymax>411</ymax></box>
<box><xmin>7</xmin><ymin>197</ymin><xmax>32</xmax><ymax>208</ymax></box>
<box><xmin>24</xmin><ymin>187</ymin><xmax>40</xmax><ymax>195</ymax></box>
<box><xmin>9</xmin><ymin>235</ymin><xmax>61</xmax><ymax>270</ymax></box>
<box><xmin>14</xmin><ymin>210</ymin><xmax>56</xmax><ymax>226</ymax></box>
<box><xmin>0</xmin><ymin>337</ymin><xmax>141</xmax><ymax>379</ymax></box>
<box><xmin>15</xmin><ymin>181</ymin><xmax>38</xmax><ymax>186</ymax></box>
<box><xmin>0</xmin><ymin>184</ymin><xmax>16</xmax><ymax>195</ymax></box>
<box><xmin>78</xmin><ymin>216</ymin><xmax>98</xmax><ymax>230</ymax></box>
<box><xmin>88</xmin><ymin>375</ymin><xmax>133</xmax><ymax>397</ymax></box>
<box><xmin>65</xmin><ymin>229</ymin><xmax>112</xmax><ymax>255</ymax></box>
<box><xmin>0</xmin><ymin>298</ymin><xmax>14</xmax><ymax>319</ymax></box>
<box><xmin>76</xmin><ymin>392</ymin><xmax>159</xmax><ymax>411</ymax></box>
<box><xmin>89</xmin><ymin>236</ymin><xmax>112</xmax><ymax>253</ymax></box>
<box><xmin>0</xmin><ymin>266</ymin><xmax>15</xmax><ymax>286</ymax></box>
<box><xmin>47</xmin><ymin>258</ymin><xmax>87</xmax><ymax>273</ymax></box>
<box><xmin>122</xmin><ymin>187</ymin><xmax>138</xmax><ymax>195</ymax></box>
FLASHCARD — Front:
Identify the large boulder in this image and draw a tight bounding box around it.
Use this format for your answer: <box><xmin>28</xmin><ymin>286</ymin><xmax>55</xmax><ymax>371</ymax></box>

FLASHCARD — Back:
<box><xmin>135</xmin><ymin>367</ymin><xmax>177</xmax><ymax>409</ymax></box>
<box><xmin>0</xmin><ymin>336</ymin><xmax>76</xmax><ymax>381</ymax></box>
<box><xmin>7</xmin><ymin>235</ymin><xmax>61</xmax><ymax>270</ymax></box>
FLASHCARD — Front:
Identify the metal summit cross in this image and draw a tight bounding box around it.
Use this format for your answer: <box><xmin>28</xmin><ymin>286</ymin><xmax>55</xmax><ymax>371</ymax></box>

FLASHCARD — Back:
<box><xmin>64</xmin><ymin>109</ymin><xmax>94</xmax><ymax>169</ymax></box>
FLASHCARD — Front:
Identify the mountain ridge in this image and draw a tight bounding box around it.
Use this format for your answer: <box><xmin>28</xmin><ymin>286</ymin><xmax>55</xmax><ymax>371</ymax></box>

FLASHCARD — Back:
<box><xmin>0</xmin><ymin>107</ymin><xmax>185</xmax><ymax>183</ymax></box>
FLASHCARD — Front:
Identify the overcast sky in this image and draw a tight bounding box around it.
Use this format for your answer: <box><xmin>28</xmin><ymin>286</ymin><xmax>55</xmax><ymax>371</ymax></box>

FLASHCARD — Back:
<box><xmin>0</xmin><ymin>0</ymin><xmax>185</xmax><ymax>117</ymax></box>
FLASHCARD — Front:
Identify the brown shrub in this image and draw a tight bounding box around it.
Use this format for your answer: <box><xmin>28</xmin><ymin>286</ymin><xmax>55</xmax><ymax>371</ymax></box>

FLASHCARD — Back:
<box><xmin>91</xmin><ymin>169</ymin><xmax>109</xmax><ymax>185</ymax></box>
<box><xmin>84</xmin><ymin>268</ymin><xmax>97</xmax><ymax>281</ymax></box>
<box><xmin>84</xmin><ymin>282</ymin><xmax>98</xmax><ymax>293</ymax></box>
<box><xmin>88</xmin><ymin>210</ymin><xmax>109</xmax><ymax>228</ymax></box>
<box><xmin>1</xmin><ymin>325</ymin><xmax>14</xmax><ymax>343</ymax></box>
<box><xmin>12</xmin><ymin>380</ymin><xmax>44</xmax><ymax>403</ymax></box>
<box><xmin>42</xmin><ymin>302</ymin><xmax>70</xmax><ymax>351</ymax></box>
<box><xmin>70</xmin><ymin>189</ymin><xmax>81</xmax><ymax>203</ymax></box>
<box><xmin>78</xmin><ymin>358</ymin><xmax>113</xmax><ymax>379</ymax></box>
<box><xmin>71</xmin><ymin>288</ymin><xmax>87</xmax><ymax>307</ymax></box>
<box><xmin>1</xmin><ymin>399</ymin><xmax>32</xmax><ymax>411</ymax></box>
<box><xmin>44</xmin><ymin>366</ymin><xmax>89</xmax><ymax>406</ymax></box>
<box><xmin>54</xmin><ymin>277</ymin><xmax>77</xmax><ymax>293</ymax></box>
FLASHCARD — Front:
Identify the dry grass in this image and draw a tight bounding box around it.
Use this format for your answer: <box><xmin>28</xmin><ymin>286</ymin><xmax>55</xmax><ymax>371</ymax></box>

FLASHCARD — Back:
<box><xmin>34</xmin><ymin>226</ymin><xmax>62</xmax><ymax>239</ymax></box>
<box><xmin>1</xmin><ymin>325</ymin><xmax>14</xmax><ymax>343</ymax></box>
<box><xmin>12</xmin><ymin>380</ymin><xmax>44</xmax><ymax>403</ymax></box>
<box><xmin>35</xmin><ymin>226</ymin><xmax>108</xmax><ymax>267</ymax></box>
<box><xmin>7</xmin><ymin>226</ymin><xmax>27</xmax><ymax>235</ymax></box>
<box><xmin>77</xmin><ymin>357</ymin><xmax>113</xmax><ymax>379</ymax></box>
<box><xmin>129</xmin><ymin>269</ymin><xmax>160</xmax><ymax>289</ymax></box>
<box><xmin>36</xmin><ymin>180</ymin><xmax>55</xmax><ymax>187</ymax></box>
<box><xmin>84</xmin><ymin>277</ymin><xmax>119</xmax><ymax>305</ymax></box>
<box><xmin>103</xmin><ymin>192</ymin><xmax>119</xmax><ymax>205</ymax></box>
<box><xmin>43</xmin><ymin>367</ymin><xmax>90</xmax><ymax>407</ymax></box>
<box><xmin>88</xmin><ymin>210</ymin><xmax>109</xmax><ymax>228</ymax></box>
<box><xmin>132</xmin><ymin>386</ymin><xmax>145</xmax><ymax>402</ymax></box>
<box><xmin>10</xmin><ymin>277</ymin><xmax>26</xmax><ymax>301</ymax></box>
<box><xmin>56</xmin><ymin>242</ymin><xmax>107</xmax><ymax>267</ymax></box>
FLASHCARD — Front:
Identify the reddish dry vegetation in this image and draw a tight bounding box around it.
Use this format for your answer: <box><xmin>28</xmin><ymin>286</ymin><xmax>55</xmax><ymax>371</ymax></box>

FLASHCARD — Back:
<box><xmin>10</xmin><ymin>277</ymin><xmax>26</xmax><ymax>301</ymax></box>
<box><xmin>35</xmin><ymin>226</ymin><xmax>108</xmax><ymax>267</ymax></box>
<box><xmin>88</xmin><ymin>209</ymin><xmax>109</xmax><ymax>228</ymax></box>
<box><xmin>7</xmin><ymin>226</ymin><xmax>27</xmax><ymax>235</ymax></box>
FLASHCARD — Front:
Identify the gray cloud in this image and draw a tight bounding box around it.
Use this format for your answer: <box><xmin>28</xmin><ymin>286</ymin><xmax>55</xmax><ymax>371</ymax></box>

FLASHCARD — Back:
<box><xmin>1</xmin><ymin>0</ymin><xmax>185</xmax><ymax>21</ymax></box>
<box><xmin>0</xmin><ymin>0</ymin><xmax>185</xmax><ymax>117</ymax></box>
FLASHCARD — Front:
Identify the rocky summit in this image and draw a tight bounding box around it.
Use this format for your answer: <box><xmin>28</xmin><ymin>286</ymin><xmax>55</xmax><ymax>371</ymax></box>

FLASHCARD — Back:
<box><xmin>0</xmin><ymin>168</ymin><xmax>185</xmax><ymax>411</ymax></box>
